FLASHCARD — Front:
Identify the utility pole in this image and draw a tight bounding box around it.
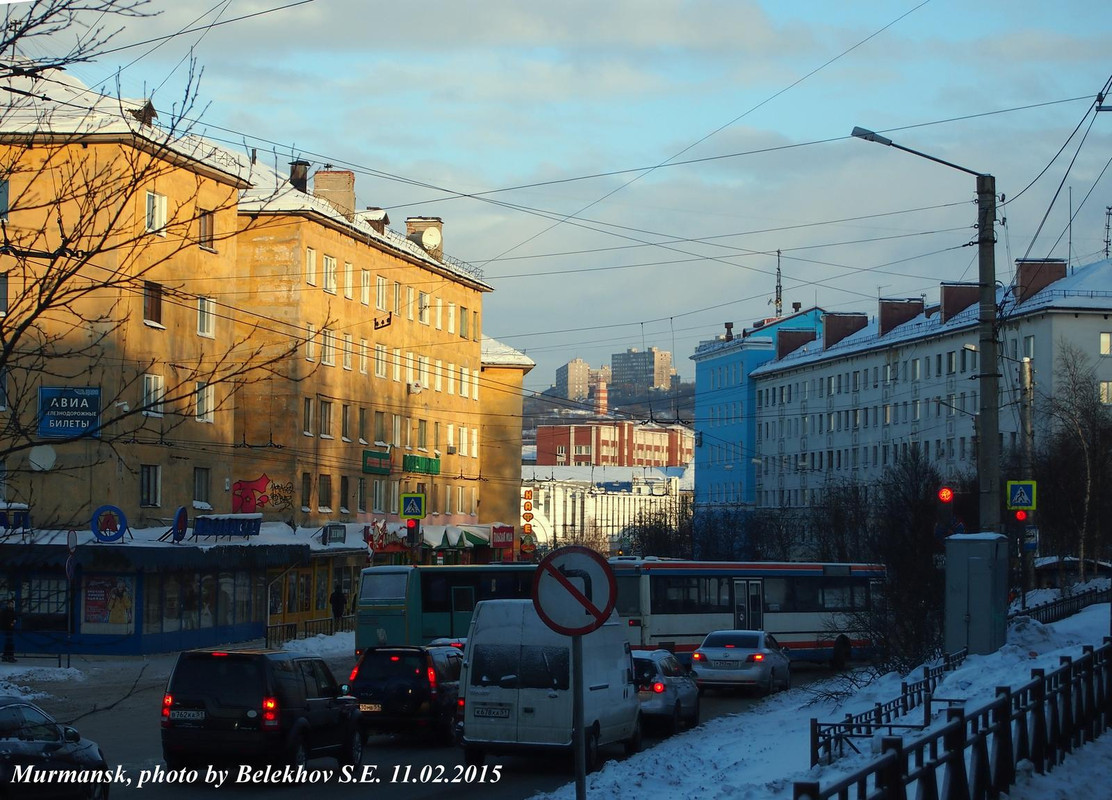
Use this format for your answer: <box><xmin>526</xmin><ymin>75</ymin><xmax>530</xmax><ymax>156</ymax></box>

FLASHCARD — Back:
<box><xmin>1020</xmin><ymin>357</ymin><xmax>1034</xmax><ymax>608</ymax></box>
<box><xmin>976</xmin><ymin>174</ymin><xmax>1002</xmax><ymax>535</ymax></box>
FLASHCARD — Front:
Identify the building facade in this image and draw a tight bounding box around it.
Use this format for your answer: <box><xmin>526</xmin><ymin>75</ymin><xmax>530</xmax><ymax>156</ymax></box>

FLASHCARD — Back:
<box><xmin>611</xmin><ymin>347</ymin><xmax>675</xmax><ymax>392</ymax></box>
<box><xmin>535</xmin><ymin>420</ymin><xmax>694</xmax><ymax>467</ymax></box>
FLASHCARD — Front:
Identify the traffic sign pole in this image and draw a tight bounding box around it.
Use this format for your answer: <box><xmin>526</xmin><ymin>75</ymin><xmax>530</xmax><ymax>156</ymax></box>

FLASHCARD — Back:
<box><xmin>572</xmin><ymin>634</ymin><xmax>584</xmax><ymax>800</ymax></box>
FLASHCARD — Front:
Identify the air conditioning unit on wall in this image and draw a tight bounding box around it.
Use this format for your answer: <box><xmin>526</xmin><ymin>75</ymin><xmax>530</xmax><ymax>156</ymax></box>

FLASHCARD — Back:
<box><xmin>407</xmin><ymin>381</ymin><xmax>423</xmax><ymax>395</ymax></box>
<box><xmin>447</xmin><ymin>445</ymin><xmax>457</xmax><ymax>454</ymax></box>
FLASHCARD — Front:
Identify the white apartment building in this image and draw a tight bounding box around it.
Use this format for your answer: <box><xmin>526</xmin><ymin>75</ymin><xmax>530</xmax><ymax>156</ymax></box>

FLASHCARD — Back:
<box><xmin>749</xmin><ymin>258</ymin><xmax>1112</xmax><ymax>511</ymax></box>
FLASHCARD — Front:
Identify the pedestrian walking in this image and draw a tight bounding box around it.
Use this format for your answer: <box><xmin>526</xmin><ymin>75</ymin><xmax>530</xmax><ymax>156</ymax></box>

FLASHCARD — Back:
<box><xmin>1</xmin><ymin>598</ymin><xmax>16</xmax><ymax>663</ymax></box>
<box><xmin>329</xmin><ymin>585</ymin><xmax>347</xmax><ymax>626</ymax></box>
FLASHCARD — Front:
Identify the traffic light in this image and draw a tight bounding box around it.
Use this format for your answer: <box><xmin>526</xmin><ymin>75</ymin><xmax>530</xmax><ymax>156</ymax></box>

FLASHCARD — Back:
<box><xmin>405</xmin><ymin>517</ymin><xmax>420</xmax><ymax>547</ymax></box>
<box><xmin>1012</xmin><ymin>509</ymin><xmax>1028</xmax><ymax>524</ymax></box>
<box><xmin>935</xmin><ymin>485</ymin><xmax>955</xmax><ymax>537</ymax></box>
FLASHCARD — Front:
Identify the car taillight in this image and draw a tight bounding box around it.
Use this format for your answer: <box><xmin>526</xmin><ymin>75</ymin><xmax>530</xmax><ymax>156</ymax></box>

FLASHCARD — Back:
<box><xmin>747</xmin><ymin>653</ymin><xmax>765</xmax><ymax>663</ymax></box>
<box><xmin>652</xmin><ymin>682</ymin><xmax>666</xmax><ymax>694</ymax></box>
<box><xmin>349</xmin><ymin>664</ymin><xmax>360</xmax><ymax>682</ymax></box>
<box><xmin>427</xmin><ymin>664</ymin><xmax>438</xmax><ymax>698</ymax></box>
<box><xmin>455</xmin><ymin>697</ymin><xmax>465</xmax><ymax>721</ymax></box>
<box><xmin>692</xmin><ymin>652</ymin><xmax>705</xmax><ymax>662</ymax></box>
<box><xmin>161</xmin><ymin>693</ymin><xmax>172</xmax><ymax>727</ymax></box>
<box><xmin>262</xmin><ymin>696</ymin><xmax>279</xmax><ymax>730</ymax></box>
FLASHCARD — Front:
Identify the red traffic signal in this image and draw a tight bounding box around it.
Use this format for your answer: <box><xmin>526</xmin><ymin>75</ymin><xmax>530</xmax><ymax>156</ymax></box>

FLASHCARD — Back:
<box><xmin>405</xmin><ymin>517</ymin><xmax>420</xmax><ymax>546</ymax></box>
<box><xmin>1013</xmin><ymin>509</ymin><xmax>1028</xmax><ymax>523</ymax></box>
<box><xmin>937</xmin><ymin>486</ymin><xmax>954</xmax><ymax>504</ymax></box>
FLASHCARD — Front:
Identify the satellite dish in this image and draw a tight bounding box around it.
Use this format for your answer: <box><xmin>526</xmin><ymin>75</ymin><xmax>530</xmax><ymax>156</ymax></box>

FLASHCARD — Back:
<box><xmin>29</xmin><ymin>445</ymin><xmax>56</xmax><ymax>471</ymax></box>
<box><xmin>420</xmin><ymin>226</ymin><xmax>441</xmax><ymax>251</ymax></box>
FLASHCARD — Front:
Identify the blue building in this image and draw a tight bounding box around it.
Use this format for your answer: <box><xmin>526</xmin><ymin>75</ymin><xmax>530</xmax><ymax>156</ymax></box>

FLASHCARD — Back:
<box><xmin>690</xmin><ymin>309</ymin><xmax>825</xmax><ymax>556</ymax></box>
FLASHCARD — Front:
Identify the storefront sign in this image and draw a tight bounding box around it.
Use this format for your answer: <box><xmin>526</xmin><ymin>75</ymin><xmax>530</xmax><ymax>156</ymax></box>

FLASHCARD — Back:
<box><xmin>38</xmin><ymin>387</ymin><xmax>102</xmax><ymax>438</ymax></box>
<box><xmin>492</xmin><ymin>525</ymin><xmax>514</xmax><ymax>549</ymax></box>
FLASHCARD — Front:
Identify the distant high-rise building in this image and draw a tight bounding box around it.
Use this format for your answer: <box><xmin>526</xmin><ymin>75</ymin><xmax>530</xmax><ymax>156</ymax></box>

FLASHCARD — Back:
<box><xmin>556</xmin><ymin>358</ymin><xmax>591</xmax><ymax>401</ymax></box>
<box><xmin>611</xmin><ymin>347</ymin><xmax>674</xmax><ymax>392</ymax></box>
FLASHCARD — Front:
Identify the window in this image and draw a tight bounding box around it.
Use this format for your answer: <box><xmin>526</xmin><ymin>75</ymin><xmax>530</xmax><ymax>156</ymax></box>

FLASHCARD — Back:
<box><xmin>321</xmin><ymin>329</ymin><xmax>335</xmax><ymax>366</ymax></box>
<box><xmin>418</xmin><ymin>292</ymin><xmax>430</xmax><ymax>324</ymax></box>
<box><xmin>142</xmin><ymin>374</ymin><xmax>164</xmax><ymax>416</ymax></box>
<box><xmin>143</xmin><ymin>282</ymin><xmax>163</xmax><ymax>324</ymax></box>
<box><xmin>0</xmin><ymin>179</ymin><xmax>8</xmax><ymax>221</ymax></box>
<box><xmin>357</xmin><ymin>478</ymin><xmax>367</xmax><ymax>512</ymax></box>
<box><xmin>460</xmin><ymin>366</ymin><xmax>469</xmax><ymax>398</ymax></box>
<box><xmin>448</xmin><ymin>303</ymin><xmax>456</xmax><ymax>334</ymax></box>
<box><xmin>301</xmin><ymin>472</ymin><xmax>312</xmax><ymax>509</ymax></box>
<box><xmin>305</xmin><ymin>323</ymin><xmax>316</xmax><ymax>361</ymax></box>
<box><xmin>318</xmin><ymin>474</ymin><xmax>332</xmax><ymax>510</ymax></box>
<box><xmin>342</xmin><ymin>333</ymin><xmax>353</xmax><ymax>370</ymax></box>
<box><xmin>319</xmin><ymin>400</ymin><xmax>333</xmax><ymax>437</ymax></box>
<box><xmin>193</xmin><ymin>467</ymin><xmax>211</xmax><ymax>505</ymax></box>
<box><xmin>198</xmin><ymin>209</ymin><xmax>214</xmax><ymax>249</ymax></box>
<box><xmin>140</xmin><ymin>464</ymin><xmax>161</xmax><ymax>507</ymax></box>
<box><xmin>341</xmin><ymin>405</ymin><xmax>351</xmax><ymax>439</ymax></box>
<box><xmin>305</xmin><ymin>248</ymin><xmax>317</xmax><ymax>286</ymax></box>
<box><xmin>471</xmin><ymin>428</ymin><xmax>478</xmax><ymax>459</ymax></box>
<box><xmin>361</xmin><ymin>270</ymin><xmax>371</xmax><ymax>305</ymax></box>
<box><xmin>303</xmin><ymin>398</ymin><xmax>313</xmax><ymax>434</ymax></box>
<box><xmin>197</xmin><ymin>296</ymin><xmax>215</xmax><ymax>337</ymax></box>
<box><xmin>434</xmin><ymin>360</ymin><xmax>443</xmax><ymax>392</ymax></box>
<box><xmin>359</xmin><ymin>408</ymin><xmax>367</xmax><ymax>442</ymax></box>
<box><xmin>339</xmin><ymin>476</ymin><xmax>350</xmax><ymax>511</ymax></box>
<box><xmin>374</xmin><ymin>410</ymin><xmax>386</xmax><ymax>442</ymax></box>
<box><xmin>372</xmin><ymin>479</ymin><xmax>385</xmax><ymax>512</ymax></box>
<box><xmin>472</xmin><ymin>310</ymin><xmax>479</xmax><ymax>341</ymax></box>
<box><xmin>323</xmin><ymin>255</ymin><xmax>337</xmax><ymax>294</ymax></box>
<box><xmin>376</xmin><ymin>275</ymin><xmax>387</xmax><ymax>310</ymax></box>
<box><xmin>145</xmin><ymin>191</ymin><xmax>166</xmax><ymax>234</ymax></box>
<box><xmin>393</xmin><ymin>282</ymin><xmax>402</xmax><ymax>315</ymax></box>
<box><xmin>392</xmin><ymin>414</ymin><xmax>401</xmax><ymax>446</ymax></box>
<box><xmin>435</xmin><ymin>298</ymin><xmax>443</xmax><ymax>329</ymax></box>
<box><xmin>374</xmin><ymin>344</ymin><xmax>387</xmax><ymax>378</ymax></box>
<box><xmin>419</xmin><ymin>356</ymin><xmax>430</xmax><ymax>387</ymax></box>
<box><xmin>392</xmin><ymin>349</ymin><xmax>401</xmax><ymax>382</ymax></box>
<box><xmin>407</xmin><ymin>286</ymin><xmax>415</xmax><ymax>320</ymax></box>
<box><xmin>1101</xmin><ymin>381</ymin><xmax>1112</xmax><ymax>405</ymax></box>
<box><xmin>344</xmin><ymin>262</ymin><xmax>354</xmax><ymax>299</ymax></box>
<box><xmin>417</xmin><ymin>419</ymin><xmax>428</xmax><ymax>449</ymax></box>
<box><xmin>0</xmin><ymin>274</ymin><xmax>7</xmax><ymax>318</ymax></box>
<box><xmin>460</xmin><ymin>305</ymin><xmax>469</xmax><ymax>338</ymax></box>
<box><xmin>194</xmin><ymin>382</ymin><xmax>215</xmax><ymax>422</ymax></box>
<box><xmin>459</xmin><ymin>422</ymin><xmax>468</xmax><ymax>457</ymax></box>
<box><xmin>1101</xmin><ymin>332</ymin><xmax>1112</xmax><ymax>356</ymax></box>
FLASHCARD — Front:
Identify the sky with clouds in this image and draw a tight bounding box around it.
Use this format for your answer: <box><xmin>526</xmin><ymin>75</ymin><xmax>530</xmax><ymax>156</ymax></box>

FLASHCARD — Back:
<box><xmin>47</xmin><ymin>0</ymin><xmax>1112</xmax><ymax>390</ymax></box>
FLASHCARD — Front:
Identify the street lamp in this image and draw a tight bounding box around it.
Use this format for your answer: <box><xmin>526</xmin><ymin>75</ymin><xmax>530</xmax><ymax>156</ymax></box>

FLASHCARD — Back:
<box><xmin>852</xmin><ymin>127</ymin><xmax>1001</xmax><ymax>534</ymax></box>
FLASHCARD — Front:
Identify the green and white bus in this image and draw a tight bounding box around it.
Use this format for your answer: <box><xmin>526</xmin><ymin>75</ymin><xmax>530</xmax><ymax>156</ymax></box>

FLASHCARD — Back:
<box><xmin>355</xmin><ymin>563</ymin><xmax>536</xmax><ymax>656</ymax></box>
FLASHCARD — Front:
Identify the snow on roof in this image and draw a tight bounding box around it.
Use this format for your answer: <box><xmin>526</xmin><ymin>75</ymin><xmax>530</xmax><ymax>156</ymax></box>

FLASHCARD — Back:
<box><xmin>481</xmin><ymin>336</ymin><xmax>535</xmax><ymax>368</ymax></box>
<box><xmin>0</xmin><ymin>62</ymin><xmax>254</xmax><ymax>185</ymax></box>
<box><xmin>752</xmin><ymin>258</ymin><xmax>1112</xmax><ymax>375</ymax></box>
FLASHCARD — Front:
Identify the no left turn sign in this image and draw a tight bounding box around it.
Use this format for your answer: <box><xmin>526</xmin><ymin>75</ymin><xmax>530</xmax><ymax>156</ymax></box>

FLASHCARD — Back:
<box><xmin>532</xmin><ymin>546</ymin><xmax>617</xmax><ymax>636</ymax></box>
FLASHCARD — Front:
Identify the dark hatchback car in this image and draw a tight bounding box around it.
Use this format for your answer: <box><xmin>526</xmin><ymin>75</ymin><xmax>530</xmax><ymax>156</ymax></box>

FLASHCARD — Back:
<box><xmin>348</xmin><ymin>645</ymin><xmax>462</xmax><ymax>744</ymax></box>
<box><xmin>161</xmin><ymin>649</ymin><xmax>362</xmax><ymax>769</ymax></box>
<box><xmin>0</xmin><ymin>695</ymin><xmax>111</xmax><ymax>800</ymax></box>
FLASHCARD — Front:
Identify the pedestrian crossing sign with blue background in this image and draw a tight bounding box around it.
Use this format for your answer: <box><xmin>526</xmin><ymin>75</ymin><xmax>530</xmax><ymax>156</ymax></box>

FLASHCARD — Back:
<box><xmin>1006</xmin><ymin>480</ymin><xmax>1037</xmax><ymax>511</ymax></box>
<box><xmin>400</xmin><ymin>493</ymin><xmax>426</xmax><ymax>519</ymax></box>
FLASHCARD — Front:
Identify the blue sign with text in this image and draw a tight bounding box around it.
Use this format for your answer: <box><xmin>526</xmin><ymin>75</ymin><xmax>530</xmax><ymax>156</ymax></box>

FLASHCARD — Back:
<box><xmin>38</xmin><ymin>387</ymin><xmax>102</xmax><ymax>438</ymax></box>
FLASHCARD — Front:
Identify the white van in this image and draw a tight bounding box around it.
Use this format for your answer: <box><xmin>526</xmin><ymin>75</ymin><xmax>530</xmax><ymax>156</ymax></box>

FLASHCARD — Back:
<box><xmin>458</xmin><ymin>599</ymin><xmax>642</xmax><ymax>770</ymax></box>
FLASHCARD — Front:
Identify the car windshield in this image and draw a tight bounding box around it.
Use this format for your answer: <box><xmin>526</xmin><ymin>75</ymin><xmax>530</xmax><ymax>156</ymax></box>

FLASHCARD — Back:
<box><xmin>469</xmin><ymin>644</ymin><xmax>570</xmax><ymax>690</ymax></box>
<box><xmin>702</xmin><ymin>632</ymin><xmax>760</xmax><ymax>649</ymax></box>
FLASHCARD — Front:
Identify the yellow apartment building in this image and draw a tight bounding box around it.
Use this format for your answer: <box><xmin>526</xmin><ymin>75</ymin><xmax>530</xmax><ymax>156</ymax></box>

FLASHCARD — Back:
<box><xmin>233</xmin><ymin>164</ymin><xmax>497</xmax><ymax>558</ymax></box>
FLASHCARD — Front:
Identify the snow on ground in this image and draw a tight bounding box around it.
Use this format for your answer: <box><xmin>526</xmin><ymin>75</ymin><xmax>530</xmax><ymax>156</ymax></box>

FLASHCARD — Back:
<box><xmin>1</xmin><ymin>586</ymin><xmax>1109</xmax><ymax>799</ymax></box>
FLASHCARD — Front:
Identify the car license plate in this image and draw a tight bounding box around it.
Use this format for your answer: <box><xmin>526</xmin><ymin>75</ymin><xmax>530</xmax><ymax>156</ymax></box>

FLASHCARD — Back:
<box><xmin>359</xmin><ymin>703</ymin><xmax>382</xmax><ymax>713</ymax></box>
<box><xmin>473</xmin><ymin>706</ymin><xmax>510</xmax><ymax>718</ymax></box>
<box><xmin>711</xmin><ymin>660</ymin><xmax>734</xmax><ymax>669</ymax></box>
<box><xmin>169</xmin><ymin>709</ymin><xmax>205</xmax><ymax>721</ymax></box>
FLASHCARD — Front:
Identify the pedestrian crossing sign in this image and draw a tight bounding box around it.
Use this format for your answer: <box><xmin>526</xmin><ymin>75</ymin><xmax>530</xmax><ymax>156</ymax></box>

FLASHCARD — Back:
<box><xmin>400</xmin><ymin>493</ymin><xmax>426</xmax><ymax>519</ymax></box>
<box><xmin>1006</xmin><ymin>481</ymin><xmax>1037</xmax><ymax>511</ymax></box>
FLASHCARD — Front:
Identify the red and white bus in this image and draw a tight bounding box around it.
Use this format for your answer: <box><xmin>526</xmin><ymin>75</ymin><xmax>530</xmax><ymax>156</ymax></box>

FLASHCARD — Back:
<box><xmin>610</xmin><ymin>558</ymin><xmax>885</xmax><ymax>667</ymax></box>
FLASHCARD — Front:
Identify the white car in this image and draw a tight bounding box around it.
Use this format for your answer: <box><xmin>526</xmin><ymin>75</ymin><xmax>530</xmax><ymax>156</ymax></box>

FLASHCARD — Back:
<box><xmin>632</xmin><ymin>649</ymin><xmax>700</xmax><ymax>734</ymax></box>
<box><xmin>691</xmin><ymin>630</ymin><xmax>791</xmax><ymax>695</ymax></box>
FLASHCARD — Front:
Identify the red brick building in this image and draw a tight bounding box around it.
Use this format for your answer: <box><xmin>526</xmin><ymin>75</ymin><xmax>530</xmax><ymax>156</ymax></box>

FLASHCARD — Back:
<box><xmin>535</xmin><ymin>421</ymin><xmax>693</xmax><ymax>467</ymax></box>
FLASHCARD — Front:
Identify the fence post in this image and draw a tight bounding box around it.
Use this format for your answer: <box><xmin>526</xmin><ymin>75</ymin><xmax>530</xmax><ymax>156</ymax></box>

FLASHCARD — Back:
<box><xmin>993</xmin><ymin>686</ymin><xmax>1015</xmax><ymax>793</ymax></box>
<box><xmin>879</xmin><ymin>736</ymin><xmax>906</xmax><ymax>800</ymax></box>
<box><xmin>1059</xmin><ymin>655</ymin><xmax>1076</xmax><ymax>754</ymax></box>
<box><xmin>900</xmin><ymin>681</ymin><xmax>908</xmax><ymax>716</ymax></box>
<box><xmin>943</xmin><ymin>707</ymin><xmax>969</xmax><ymax>799</ymax></box>
<box><xmin>810</xmin><ymin>718</ymin><xmax>819</xmax><ymax>768</ymax></box>
<box><xmin>1080</xmin><ymin>645</ymin><xmax>1095</xmax><ymax>743</ymax></box>
<box><xmin>923</xmin><ymin>691</ymin><xmax>932</xmax><ymax>728</ymax></box>
<box><xmin>1030</xmin><ymin>668</ymin><xmax>1047</xmax><ymax>773</ymax></box>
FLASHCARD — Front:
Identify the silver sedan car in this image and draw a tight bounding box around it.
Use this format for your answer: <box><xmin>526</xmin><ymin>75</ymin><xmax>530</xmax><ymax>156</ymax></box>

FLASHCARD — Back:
<box><xmin>690</xmin><ymin>630</ymin><xmax>791</xmax><ymax>695</ymax></box>
<box><xmin>632</xmin><ymin>649</ymin><xmax>700</xmax><ymax>734</ymax></box>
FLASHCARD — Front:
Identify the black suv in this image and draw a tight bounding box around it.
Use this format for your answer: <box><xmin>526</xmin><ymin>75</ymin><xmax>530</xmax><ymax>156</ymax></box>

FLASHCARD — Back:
<box><xmin>348</xmin><ymin>645</ymin><xmax>462</xmax><ymax>744</ymax></box>
<box><xmin>161</xmin><ymin>648</ymin><xmax>362</xmax><ymax>769</ymax></box>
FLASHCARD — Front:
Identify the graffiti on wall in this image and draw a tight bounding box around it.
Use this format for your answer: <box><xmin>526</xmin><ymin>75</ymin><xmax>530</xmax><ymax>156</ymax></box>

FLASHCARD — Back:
<box><xmin>232</xmin><ymin>474</ymin><xmax>295</xmax><ymax>513</ymax></box>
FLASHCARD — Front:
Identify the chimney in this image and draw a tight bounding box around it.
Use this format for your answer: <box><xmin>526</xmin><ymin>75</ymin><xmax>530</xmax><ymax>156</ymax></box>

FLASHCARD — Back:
<box><xmin>724</xmin><ymin>322</ymin><xmax>734</xmax><ymax>342</ymax></box>
<box><xmin>1014</xmin><ymin>258</ymin><xmax>1067</xmax><ymax>303</ymax></box>
<box><xmin>591</xmin><ymin>382</ymin><xmax>608</xmax><ymax>415</ymax></box>
<box><xmin>822</xmin><ymin>313</ymin><xmax>868</xmax><ymax>350</ymax></box>
<box><xmin>360</xmin><ymin>207</ymin><xmax>390</xmax><ymax>235</ymax></box>
<box><xmin>878</xmin><ymin>297</ymin><xmax>924</xmax><ymax>336</ymax></box>
<box><xmin>289</xmin><ymin>160</ymin><xmax>310</xmax><ymax>193</ymax></box>
<box><xmin>939</xmin><ymin>282</ymin><xmax>979</xmax><ymax>323</ymax></box>
<box><xmin>777</xmin><ymin>328</ymin><xmax>817</xmax><ymax>359</ymax></box>
<box><xmin>313</xmin><ymin>169</ymin><xmax>356</xmax><ymax>220</ymax></box>
<box><xmin>406</xmin><ymin>216</ymin><xmax>444</xmax><ymax>260</ymax></box>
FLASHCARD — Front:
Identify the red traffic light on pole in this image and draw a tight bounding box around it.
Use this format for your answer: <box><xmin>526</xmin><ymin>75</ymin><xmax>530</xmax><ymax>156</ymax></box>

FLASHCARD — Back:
<box><xmin>405</xmin><ymin>517</ymin><xmax>420</xmax><ymax>547</ymax></box>
<box><xmin>938</xmin><ymin>486</ymin><xmax>954</xmax><ymax>504</ymax></box>
<box><xmin>1013</xmin><ymin>509</ymin><xmax>1028</xmax><ymax>523</ymax></box>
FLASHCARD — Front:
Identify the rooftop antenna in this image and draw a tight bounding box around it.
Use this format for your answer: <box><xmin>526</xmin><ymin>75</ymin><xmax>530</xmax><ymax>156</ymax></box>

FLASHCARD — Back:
<box><xmin>1104</xmin><ymin>206</ymin><xmax>1111</xmax><ymax>260</ymax></box>
<box><xmin>775</xmin><ymin>250</ymin><xmax>782</xmax><ymax>318</ymax></box>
